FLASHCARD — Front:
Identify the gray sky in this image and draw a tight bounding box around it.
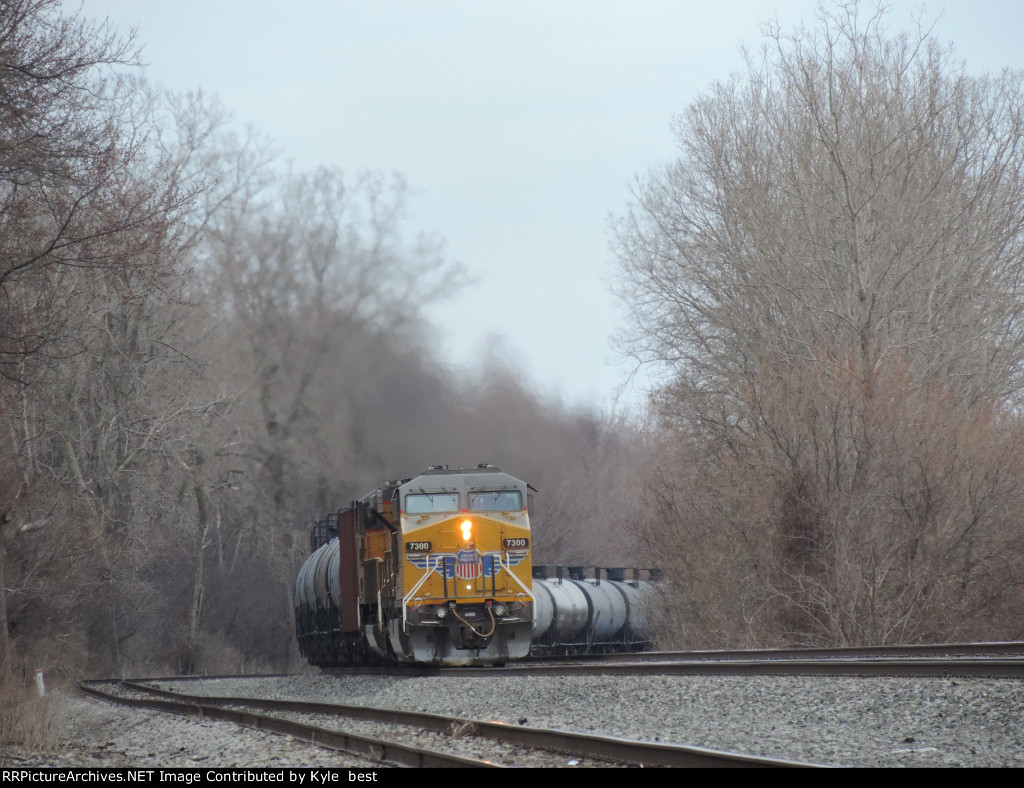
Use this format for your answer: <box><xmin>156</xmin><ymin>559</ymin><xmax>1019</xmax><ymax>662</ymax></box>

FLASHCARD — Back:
<box><xmin>79</xmin><ymin>1</ymin><xmax>1024</xmax><ymax>412</ymax></box>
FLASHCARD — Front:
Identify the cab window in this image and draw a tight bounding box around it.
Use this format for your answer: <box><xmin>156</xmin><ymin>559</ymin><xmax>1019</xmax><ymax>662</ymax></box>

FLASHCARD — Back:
<box><xmin>405</xmin><ymin>492</ymin><xmax>460</xmax><ymax>514</ymax></box>
<box><xmin>468</xmin><ymin>490</ymin><xmax>523</xmax><ymax>511</ymax></box>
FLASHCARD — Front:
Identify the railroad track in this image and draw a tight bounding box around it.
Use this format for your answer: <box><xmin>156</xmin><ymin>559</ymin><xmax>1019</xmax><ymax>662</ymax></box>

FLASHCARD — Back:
<box><xmin>543</xmin><ymin>640</ymin><xmax>1024</xmax><ymax>662</ymax></box>
<box><xmin>453</xmin><ymin>656</ymin><xmax>1024</xmax><ymax>678</ymax></box>
<box><xmin>313</xmin><ymin>642</ymin><xmax>1024</xmax><ymax>679</ymax></box>
<box><xmin>76</xmin><ymin>642</ymin><xmax>1024</xmax><ymax>767</ymax></box>
<box><xmin>78</xmin><ymin>679</ymin><xmax>822</xmax><ymax>768</ymax></box>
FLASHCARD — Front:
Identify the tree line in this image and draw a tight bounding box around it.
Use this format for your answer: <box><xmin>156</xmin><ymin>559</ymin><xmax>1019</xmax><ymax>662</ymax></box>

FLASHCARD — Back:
<box><xmin>615</xmin><ymin>1</ymin><xmax>1024</xmax><ymax>647</ymax></box>
<box><xmin>0</xmin><ymin>0</ymin><xmax>644</xmax><ymax>678</ymax></box>
<box><xmin>5</xmin><ymin>0</ymin><xmax>1024</xmax><ymax>681</ymax></box>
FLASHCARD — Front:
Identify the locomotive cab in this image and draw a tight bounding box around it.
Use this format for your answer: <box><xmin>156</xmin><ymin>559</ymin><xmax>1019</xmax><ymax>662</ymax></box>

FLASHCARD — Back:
<box><xmin>394</xmin><ymin>466</ymin><xmax>535</xmax><ymax>664</ymax></box>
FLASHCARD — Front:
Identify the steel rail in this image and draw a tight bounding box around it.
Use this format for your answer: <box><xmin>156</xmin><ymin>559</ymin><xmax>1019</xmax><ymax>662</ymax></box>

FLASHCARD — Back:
<box><xmin>550</xmin><ymin>641</ymin><xmax>1024</xmax><ymax>663</ymax></box>
<box><xmin>316</xmin><ymin>654</ymin><xmax>1024</xmax><ymax>679</ymax></box>
<box><xmin>77</xmin><ymin>680</ymin><xmax>499</xmax><ymax>768</ymax></box>
<box><xmin>445</xmin><ymin>656</ymin><xmax>1024</xmax><ymax>678</ymax></box>
<box><xmin>119</xmin><ymin>680</ymin><xmax>822</xmax><ymax>768</ymax></box>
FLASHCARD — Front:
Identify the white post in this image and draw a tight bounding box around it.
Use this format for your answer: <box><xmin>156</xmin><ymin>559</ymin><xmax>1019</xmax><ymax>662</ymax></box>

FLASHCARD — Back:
<box><xmin>34</xmin><ymin>669</ymin><xmax>44</xmax><ymax>697</ymax></box>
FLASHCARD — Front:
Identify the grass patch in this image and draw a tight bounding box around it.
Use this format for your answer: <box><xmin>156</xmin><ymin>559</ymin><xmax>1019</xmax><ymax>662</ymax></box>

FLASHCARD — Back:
<box><xmin>0</xmin><ymin>677</ymin><xmax>65</xmax><ymax>751</ymax></box>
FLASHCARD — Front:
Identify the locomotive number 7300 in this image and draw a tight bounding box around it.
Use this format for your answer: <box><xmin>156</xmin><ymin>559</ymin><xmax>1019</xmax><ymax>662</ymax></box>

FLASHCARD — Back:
<box><xmin>502</xmin><ymin>538</ymin><xmax>529</xmax><ymax>549</ymax></box>
<box><xmin>405</xmin><ymin>541</ymin><xmax>432</xmax><ymax>552</ymax></box>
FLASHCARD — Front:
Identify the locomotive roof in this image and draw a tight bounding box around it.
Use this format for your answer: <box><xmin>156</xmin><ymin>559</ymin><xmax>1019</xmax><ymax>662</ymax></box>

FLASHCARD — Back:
<box><xmin>419</xmin><ymin>464</ymin><xmax>503</xmax><ymax>476</ymax></box>
<box><xmin>397</xmin><ymin>464</ymin><xmax>528</xmax><ymax>493</ymax></box>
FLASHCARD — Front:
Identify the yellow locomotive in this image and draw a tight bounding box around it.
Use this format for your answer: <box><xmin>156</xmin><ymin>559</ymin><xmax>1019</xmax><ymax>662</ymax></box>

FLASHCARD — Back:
<box><xmin>295</xmin><ymin>465</ymin><xmax>536</xmax><ymax>666</ymax></box>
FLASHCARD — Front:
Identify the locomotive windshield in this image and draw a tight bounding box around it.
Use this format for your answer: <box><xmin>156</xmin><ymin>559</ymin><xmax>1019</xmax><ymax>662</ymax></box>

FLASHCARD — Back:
<box><xmin>405</xmin><ymin>492</ymin><xmax>460</xmax><ymax>514</ymax></box>
<box><xmin>468</xmin><ymin>490</ymin><xmax>523</xmax><ymax>511</ymax></box>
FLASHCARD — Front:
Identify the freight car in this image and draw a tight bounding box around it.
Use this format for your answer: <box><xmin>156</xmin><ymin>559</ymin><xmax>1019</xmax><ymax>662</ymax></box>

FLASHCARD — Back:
<box><xmin>530</xmin><ymin>565</ymin><xmax>654</xmax><ymax>656</ymax></box>
<box><xmin>293</xmin><ymin>465</ymin><xmax>655</xmax><ymax>667</ymax></box>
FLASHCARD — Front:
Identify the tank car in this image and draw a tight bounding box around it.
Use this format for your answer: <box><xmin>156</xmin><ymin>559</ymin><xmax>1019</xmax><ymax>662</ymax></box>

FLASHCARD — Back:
<box><xmin>530</xmin><ymin>565</ymin><xmax>656</xmax><ymax>655</ymax></box>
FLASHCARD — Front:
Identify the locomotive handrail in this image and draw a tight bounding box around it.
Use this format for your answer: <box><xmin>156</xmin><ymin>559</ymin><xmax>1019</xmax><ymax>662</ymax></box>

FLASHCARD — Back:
<box><xmin>402</xmin><ymin>554</ymin><xmax>446</xmax><ymax>632</ymax></box>
<box><xmin>365</xmin><ymin>556</ymin><xmax>384</xmax><ymax>632</ymax></box>
<box><xmin>401</xmin><ymin>552</ymin><xmax>536</xmax><ymax>633</ymax></box>
<box><xmin>500</xmin><ymin>553</ymin><xmax>536</xmax><ymax>621</ymax></box>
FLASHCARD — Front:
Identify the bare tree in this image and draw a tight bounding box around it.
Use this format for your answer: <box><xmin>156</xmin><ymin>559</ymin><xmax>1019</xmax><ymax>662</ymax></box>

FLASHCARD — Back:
<box><xmin>0</xmin><ymin>1</ymin><xmax>194</xmax><ymax>674</ymax></box>
<box><xmin>199</xmin><ymin>166</ymin><xmax>463</xmax><ymax>517</ymax></box>
<box><xmin>0</xmin><ymin>12</ymin><xmax>654</xmax><ymax>675</ymax></box>
<box><xmin>0</xmin><ymin>1</ymin><xmax>188</xmax><ymax>373</ymax></box>
<box><xmin>616</xmin><ymin>1</ymin><xmax>1024</xmax><ymax>646</ymax></box>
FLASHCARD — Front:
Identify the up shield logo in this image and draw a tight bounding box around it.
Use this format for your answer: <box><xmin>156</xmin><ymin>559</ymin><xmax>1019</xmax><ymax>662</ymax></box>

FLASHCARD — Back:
<box><xmin>455</xmin><ymin>548</ymin><xmax>483</xmax><ymax>579</ymax></box>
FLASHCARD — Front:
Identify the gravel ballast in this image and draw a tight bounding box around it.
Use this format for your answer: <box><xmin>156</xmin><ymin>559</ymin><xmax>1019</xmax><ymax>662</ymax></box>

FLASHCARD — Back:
<box><xmin>2</xmin><ymin>690</ymin><xmax>377</xmax><ymax>769</ymax></box>
<box><xmin>4</xmin><ymin>673</ymin><xmax>1023</xmax><ymax>768</ymax></box>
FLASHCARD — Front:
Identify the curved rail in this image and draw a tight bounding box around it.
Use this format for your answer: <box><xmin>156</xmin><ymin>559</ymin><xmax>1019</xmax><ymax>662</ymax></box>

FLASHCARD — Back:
<box><xmin>85</xmin><ymin>679</ymin><xmax>822</xmax><ymax>768</ymax></box>
<box><xmin>77</xmin><ymin>680</ymin><xmax>497</xmax><ymax>768</ymax></box>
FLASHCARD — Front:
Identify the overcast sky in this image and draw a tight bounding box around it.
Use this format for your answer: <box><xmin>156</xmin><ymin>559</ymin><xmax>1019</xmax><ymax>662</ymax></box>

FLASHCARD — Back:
<box><xmin>79</xmin><ymin>1</ymin><xmax>1024</xmax><ymax>412</ymax></box>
